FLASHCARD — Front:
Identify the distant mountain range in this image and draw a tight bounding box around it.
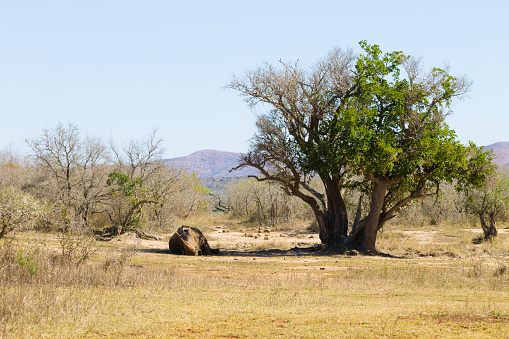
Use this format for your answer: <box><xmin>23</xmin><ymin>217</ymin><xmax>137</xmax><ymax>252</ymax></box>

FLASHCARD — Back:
<box><xmin>164</xmin><ymin>143</ymin><xmax>509</xmax><ymax>178</ymax></box>
<box><xmin>163</xmin><ymin>150</ymin><xmax>258</xmax><ymax>177</ymax></box>
<box><xmin>485</xmin><ymin>142</ymin><xmax>509</xmax><ymax>167</ymax></box>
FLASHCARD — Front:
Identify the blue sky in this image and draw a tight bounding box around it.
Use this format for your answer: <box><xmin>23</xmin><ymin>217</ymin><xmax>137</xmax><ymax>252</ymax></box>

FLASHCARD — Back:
<box><xmin>1</xmin><ymin>0</ymin><xmax>507</xmax><ymax>158</ymax></box>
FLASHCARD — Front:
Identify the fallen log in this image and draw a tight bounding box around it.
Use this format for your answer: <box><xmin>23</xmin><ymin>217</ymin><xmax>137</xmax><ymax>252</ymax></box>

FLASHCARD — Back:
<box><xmin>133</xmin><ymin>228</ymin><xmax>163</xmax><ymax>241</ymax></box>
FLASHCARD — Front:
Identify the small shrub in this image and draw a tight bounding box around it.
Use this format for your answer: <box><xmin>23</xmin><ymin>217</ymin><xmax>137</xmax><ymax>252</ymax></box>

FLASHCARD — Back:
<box><xmin>16</xmin><ymin>248</ymin><xmax>39</xmax><ymax>275</ymax></box>
<box><xmin>494</xmin><ymin>264</ymin><xmax>507</xmax><ymax>277</ymax></box>
<box><xmin>59</xmin><ymin>223</ymin><xmax>97</xmax><ymax>267</ymax></box>
<box><xmin>103</xmin><ymin>244</ymin><xmax>139</xmax><ymax>286</ymax></box>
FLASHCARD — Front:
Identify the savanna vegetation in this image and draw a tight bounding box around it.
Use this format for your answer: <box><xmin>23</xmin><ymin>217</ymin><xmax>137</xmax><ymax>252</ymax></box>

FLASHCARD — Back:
<box><xmin>1</xmin><ymin>42</ymin><xmax>509</xmax><ymax>338</ymax></box>
<box><xmin>0</xmin><ymin>123</ymin><xmax>213</xmax><ymax>240</ymax></box>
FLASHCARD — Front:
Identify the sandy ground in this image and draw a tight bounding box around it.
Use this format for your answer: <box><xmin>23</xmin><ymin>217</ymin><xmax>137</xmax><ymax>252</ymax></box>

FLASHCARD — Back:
<box><xmin>114</xmin><ymin>224</ymin><xmax>322</xmax><ymax>254</ymax></box>
<box><xmin>400</xmin><ymin>229</ymin><xmax>509</xmax><ymax>244</ymax></box>
<box><xmin>109</xmin><ymin>226</ymin><xmax>509</xmax><ymax>258</ymax></box>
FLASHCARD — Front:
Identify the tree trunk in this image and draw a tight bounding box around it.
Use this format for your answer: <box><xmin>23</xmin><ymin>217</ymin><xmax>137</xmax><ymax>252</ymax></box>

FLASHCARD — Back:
<box><xmin>133</xmin><ymin>228</ymin><xmax>163</xmax><ymax>241</ymax></box>
<box><xmin>119</xmin><ymin>199</ymin><xmax>156</xmax><ymax>235</ymax></box>
<box><xmin>480</xmin><ymin>213</ymin><xmax>498</xmax><ymax>240</ymax></box>
<box><xmin>319</xmin><ymin>177</ymin><xmax>349</xmax><ymax>247</ymax></box>
<box><xmin>0</xmin><ymin>224</ymin><xmax>8</xmax><ymax>239</ymax></box>
<box><xmin>488</xmin><ymin>213</ymin><xmax>498</xmax><ymax>239</ymax></box>
<box><xmin>361</xmin><ymin>179</ymin><xmax>389</xmax><ymax>251</ymax></box>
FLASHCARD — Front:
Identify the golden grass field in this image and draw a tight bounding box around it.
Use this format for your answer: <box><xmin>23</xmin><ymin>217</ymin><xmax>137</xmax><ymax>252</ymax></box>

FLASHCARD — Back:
<box><xmin>2</xmin><ymin>219</ymin><xmax>509</xmax><ymax>338</ymax></box>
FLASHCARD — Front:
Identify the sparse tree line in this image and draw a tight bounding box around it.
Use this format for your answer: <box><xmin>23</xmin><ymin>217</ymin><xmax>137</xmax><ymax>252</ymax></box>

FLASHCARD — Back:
<box><xmin>0</xmin><ymin>121</ymin><xmax>507</xmax><ymax>244</ymax></box>
<box><xmin>0</xmin><ymin>123</ymin><xmax>212</xmax><ymax>239</ymax></box>
<box><xmin>385</xmin><ymin>169</ymin><xmax>509</xmax><ymax>241</ymax></box>
<box><xmin>225</xmin><ymin>178</ymin><xmax>314</xmax><ymax>226</ymax></box>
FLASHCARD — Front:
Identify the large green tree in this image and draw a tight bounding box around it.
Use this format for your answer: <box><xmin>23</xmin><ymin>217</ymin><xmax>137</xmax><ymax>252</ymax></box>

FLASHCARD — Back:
<box><xmin>230</xmin><ymin>42</ymin><xmax>492</xmax><ymax>252</ymax></box>
<box><xmin>342</xmin><ymin>42</ymin><xmax>492</xmax><ymax>251</ymax></box>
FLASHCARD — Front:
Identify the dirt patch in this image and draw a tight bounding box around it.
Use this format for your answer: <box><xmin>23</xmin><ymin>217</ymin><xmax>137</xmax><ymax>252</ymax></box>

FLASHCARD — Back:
<box><xmin>464</xmin><ymin>228</ymin><xmax>509</xmax><ymax>234</ymax></box>
<box><xmin>106</xmin><ymin>225</ymin><xmax>321</xmax><ymax>258</ymax></box>
<box><xmin>206</xmin><ymin>225</ymin><xmax>320</xmax><ymax>251</ymax></box>
<box><xmin>400</xmin><ymin>230</ymin><xmax>438</xmax><ymax>244</ymax></box>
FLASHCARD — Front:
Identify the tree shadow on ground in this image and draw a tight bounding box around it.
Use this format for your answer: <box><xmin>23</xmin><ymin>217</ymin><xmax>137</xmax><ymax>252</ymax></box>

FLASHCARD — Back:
<box><xmin>137</xmin><ymin>246</ymin><xmax>402</xmax><ymax>258</ymax></box>
<box><xmin>138</xmin><ymin>248</ymin><xmax>172</xmax><ymax>254</ymax></box>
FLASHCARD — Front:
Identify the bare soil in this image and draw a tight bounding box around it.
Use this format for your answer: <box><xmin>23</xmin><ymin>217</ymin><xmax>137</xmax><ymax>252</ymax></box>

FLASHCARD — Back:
<box><xmin>113</xmin><ymin>224</ymin><xmax>322</xmax><ymax>254</ymax></box>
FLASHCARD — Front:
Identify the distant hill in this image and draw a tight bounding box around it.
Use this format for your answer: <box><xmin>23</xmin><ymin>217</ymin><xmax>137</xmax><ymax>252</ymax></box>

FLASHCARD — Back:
<box><xmin>485</xmin><ymin>142</ymin><xmax>509</xmax><ymax>167</ymax></box>
<box><xmin>163</xmin><ymin>150</ymin><xmax>258</xmax><ymax>177</ymax></box>
<box><xmin>164</xmin><ymin>144</ymin><xmax>509</xmax><ymax>179</ymax></box>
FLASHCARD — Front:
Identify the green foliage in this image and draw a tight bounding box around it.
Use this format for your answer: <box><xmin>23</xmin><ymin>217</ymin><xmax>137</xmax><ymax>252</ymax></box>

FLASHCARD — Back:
<box><xmin>107</xmin><ymin>172</ymin><xmax>142</xmax><ymax>197</ymax></box>
<box><xmin>190</xmin><ymin>172</ymin><xmax>211</xmax><ymax>195</ymax></box>
<box><xmin>107</xmin><ymin>171</ymin><xmax>145</xmax><ymax>228</ymax></box>
<box><xmin>334</xmin><ymin>41</ymin><xmax>493</xmax><ymax>249</ymax></box>
<box><xmin>464</xmin><ymin>169</ymin><xmax>509</xmax><ymax>236</ymax></box>
<box><xmin>336</xmin><ymin>42</ymin><xmax>491</xmax><ymax>219</ymax></box>
<box><xmin>16</xmin><ymin>248</ymin><xmax>39</xmax><ymax>275</ymax></box>
<box><xmin>343</xmin><ymin>42</ymin><xmax>486</xmax><ymax>184</ymax></box>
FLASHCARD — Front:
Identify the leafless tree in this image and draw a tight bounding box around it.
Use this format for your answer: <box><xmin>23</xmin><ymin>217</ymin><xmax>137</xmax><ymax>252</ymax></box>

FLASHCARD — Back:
<box><xmin>110</xmin><ymin>128</ymin><xmax>165</xmax><ymax>185</ymax></box>
<box><xmin>107</xmin><ymin>130</ymin><xmax>209</xmax><ymax>234</ymax></box>
<box><xmin>143</xmin><ymin>165</ymin><xmax>186</xmax><ymax>230</ymax></box>
<box><xmin>0</xmin><ymin>145</ymin><xmax>33</xmax><ymax>189</ymax></box>
<box><xmin>26</xmin><ymin>123</ymin><xmax>110</xmax><ymax>228</ymax></box>
<box><xmin>226</xmin><ymin>178</ymin><xmax>312</xmax><ymax>226</ymax></box>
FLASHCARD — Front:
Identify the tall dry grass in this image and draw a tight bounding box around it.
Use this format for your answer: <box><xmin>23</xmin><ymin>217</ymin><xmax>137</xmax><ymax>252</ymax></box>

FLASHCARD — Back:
<box><xmin>2</xmin><ymin>221</ymin><xmax>509</xmax><ymax>338</ymax></box>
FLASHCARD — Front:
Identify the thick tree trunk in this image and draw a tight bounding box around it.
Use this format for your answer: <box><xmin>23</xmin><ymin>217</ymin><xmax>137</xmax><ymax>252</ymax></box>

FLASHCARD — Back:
<box><xmin>324</xmin><ymin>192</ymin><xmax>348</xmax><ymax>246</ymax></box>
<box><xmin>361</xmin><ymin>179</ymin><xmax>390</xmax><ymax>252</ymax></box>
<box><xmin>318</xmin><ymin>177</ymin><xmax>349</xmax><ymax>247</ymax></box>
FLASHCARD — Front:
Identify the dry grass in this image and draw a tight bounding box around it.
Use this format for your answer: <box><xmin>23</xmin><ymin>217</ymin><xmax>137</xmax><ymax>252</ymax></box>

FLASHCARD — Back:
<box><xmin>2</xmin><ymin>222</ymin><xmax>509</xmax><ymax>338</ymax></box>
<box><xmin>377</xmin><ymin>222</ymin><xmax>509</xmax><ymax>258</ymax></box>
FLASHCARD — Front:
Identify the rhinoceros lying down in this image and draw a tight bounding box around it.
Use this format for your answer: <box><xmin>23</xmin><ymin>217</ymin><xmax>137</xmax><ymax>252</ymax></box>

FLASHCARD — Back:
<box><xmin>168</xmin><ymin>226</ymin><xmax>219</xmax><ymax>255</ymax></box>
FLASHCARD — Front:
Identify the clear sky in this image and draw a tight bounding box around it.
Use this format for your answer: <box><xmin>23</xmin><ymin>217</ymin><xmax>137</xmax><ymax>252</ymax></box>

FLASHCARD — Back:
<box><xmin>1</xmin><ymin>0</ymin><xmax>507</xmax><ymax>158</ymax></box>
